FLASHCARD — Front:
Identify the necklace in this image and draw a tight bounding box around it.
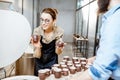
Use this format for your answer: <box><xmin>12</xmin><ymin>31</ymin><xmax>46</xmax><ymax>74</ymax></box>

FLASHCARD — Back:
<box><xmin>45</xmin><ymin>31</ymin><xmax>54</xmax><ymax>41</ymax></box>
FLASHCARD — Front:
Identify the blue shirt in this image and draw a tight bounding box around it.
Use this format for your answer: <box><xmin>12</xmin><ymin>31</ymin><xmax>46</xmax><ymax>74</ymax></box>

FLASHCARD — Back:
<box><xmin>88</xmin><ymin>4</ymin><xmax>120</xmax><ymax>80</ymax></box>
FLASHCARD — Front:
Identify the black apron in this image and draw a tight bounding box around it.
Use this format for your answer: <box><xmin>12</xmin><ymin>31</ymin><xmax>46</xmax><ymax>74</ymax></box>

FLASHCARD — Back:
<box><xmin>34</xmin><ymin>36</ymin><xmax>58</xmax><ymax>76</ymax></box>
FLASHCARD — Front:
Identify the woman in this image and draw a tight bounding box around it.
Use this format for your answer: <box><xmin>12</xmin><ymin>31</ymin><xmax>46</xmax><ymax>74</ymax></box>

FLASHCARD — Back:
<box><xmin>31</xmin><ymin>8</ymin><xmax>65</xmax><ymax>76</ymax></box>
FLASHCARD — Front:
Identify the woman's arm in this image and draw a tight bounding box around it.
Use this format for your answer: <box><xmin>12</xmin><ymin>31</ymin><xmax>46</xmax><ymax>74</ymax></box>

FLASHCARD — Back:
<box><xmin>31</xmin><ymin>35</ymin><xmax>42</xmax><ymax>58</ymax></box>
<box><xmin>87</xmin><ymin>56</ymin><xmax>96</xmax><ymax>64</ymax></box>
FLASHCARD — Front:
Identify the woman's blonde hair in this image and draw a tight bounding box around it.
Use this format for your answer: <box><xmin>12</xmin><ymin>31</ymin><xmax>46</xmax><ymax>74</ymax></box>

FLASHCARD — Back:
<box><xmin>42</xmin><ymin>8</ymin><xmax>58</xmax><ymax>20</ymax></box>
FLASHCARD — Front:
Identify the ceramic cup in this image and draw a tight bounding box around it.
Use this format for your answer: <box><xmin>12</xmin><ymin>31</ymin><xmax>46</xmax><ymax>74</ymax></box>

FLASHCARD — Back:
<box><xmin>63</xmin><ymin>56</ymin><xmax>70</xmax><ymax>61</ymax></box>
<box><xmin>32</xmin><ymin>35</ymin><xmax>39</xmax><ymax>43</ymax></box>
<box><xmin>62</xmin><ymin>68</ymin><xmax>69</xmax><ymax>76</ymax></box>
<box><xmin>38</xmin><ymin>69</ymin><xmax>47</xmax><ymax>80</ymax></box>
<box><xmin>69</xmin><ymin>66</ymin><xmax>76</xmax><ymax>74</ymax></box>
<box><xmin>54</xmin><ymin>68</ymin><xmax>62</xmax><ymax>78</ymax></box>
<box><xmin>44</xmin><ymin>69</ymin><xmax>51</xmax><ymax>77</ymax></box>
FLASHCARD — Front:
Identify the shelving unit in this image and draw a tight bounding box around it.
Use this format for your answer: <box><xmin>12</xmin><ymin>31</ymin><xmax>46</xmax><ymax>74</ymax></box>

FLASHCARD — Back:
<box><xmin>73</xmin><ymin>35</ymin><xmax>88</xmax><ymax>58</ymax></box>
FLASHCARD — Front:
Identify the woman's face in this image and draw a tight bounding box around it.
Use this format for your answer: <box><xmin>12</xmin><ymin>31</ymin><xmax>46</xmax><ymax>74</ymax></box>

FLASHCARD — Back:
<box><xmin>40</xmin><ymin>13</ymin><xmax>55</xmax><ymax>30</ymax></box>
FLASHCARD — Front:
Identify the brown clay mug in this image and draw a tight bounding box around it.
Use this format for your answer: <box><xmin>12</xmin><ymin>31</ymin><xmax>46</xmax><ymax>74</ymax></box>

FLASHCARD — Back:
<box><xmin>62</xmin><ymin>68</ymin><xmax>69</xmax><ymax>76</ymax></box>
<box><xmin>75</xmin><ymin>64</ymin><xmax>81</xmax><ymax>72</ymax></box>
<box><xmin>54</xmin><ymin>68</ymin><xmax>62</xmax><ymax>78</ymax></box>
<box><xmin>80</xmin><ymin>57</ymin><xmax>87</xmax><ymax>63</ymax></box>
<box><xmin>69</xmin><ymin>66</ymin><xmax>76</xmax><ymax>74</ymax></box>
<box><xmin>72</xmin><ymin>57</ymin><xmax>79</xmax><ymax>63</ymax></box>
<box><xmin>44</xmin><ymin>69</ymin><xmax>51</xmax><ymax>77</ymax></box>
<box><xmin>38</xmin><ymin>69</ymin><xmax>47</xmax><ymax>80</ymax></box>
<box><xmin>63</xmin><ymin>56</ymin><xmax>70</xmax><ymax>61</ymax></box>
<box><xmin>32</xmin><ymin>35</ymin><xmax>39</xmax><ymax>43</ymax></box>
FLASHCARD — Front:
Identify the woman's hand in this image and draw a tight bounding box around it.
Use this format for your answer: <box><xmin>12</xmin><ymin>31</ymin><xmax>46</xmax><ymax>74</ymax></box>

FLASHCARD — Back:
<box><xmin>55</xmin><ymin>39</ymin><xmax>66</xmax><ymax>55</ymax></box>
<box><xmin>56</xmin><ymin>38</ymin><xmax>66</xmax><ymax>48</ymax></box>
<box><xmin>87</xmin><ymin>56</ymin><xmax>96</xmax><ymax>65</ymax></box>
<box><xmin>31</xmin><ymin>35</ymin><xmax>42</xmax><ymax>48</ymax></box>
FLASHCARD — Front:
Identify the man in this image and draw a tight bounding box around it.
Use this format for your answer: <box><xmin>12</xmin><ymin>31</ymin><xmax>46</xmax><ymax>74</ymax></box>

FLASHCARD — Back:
<box><xmin>77</xmin><ymin>0</ymin><xmax>120</xmax><ymax>80</ymax></box>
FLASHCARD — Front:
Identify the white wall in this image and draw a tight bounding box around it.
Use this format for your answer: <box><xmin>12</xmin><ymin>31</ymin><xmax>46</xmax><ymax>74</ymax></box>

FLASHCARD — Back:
<box><xmin>23</xmin><ymin>0</ymin><xmax>38</xmax><ymax>33</ymax></box>
<box><xmin>14</xmin><ymin>0</ymin><xmax>38</xmax><ymax>33</ymax></box>
<box><xmin>39</xmin><ymin>0</ymin><xmax>76</xmax><ymax>42</ymax></box>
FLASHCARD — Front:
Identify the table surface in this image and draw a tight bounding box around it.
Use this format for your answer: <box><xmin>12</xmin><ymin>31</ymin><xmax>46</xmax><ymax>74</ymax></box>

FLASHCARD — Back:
<box><xmin>2</xmin><ymin>71</ymin><xmax>83</xmax><ymax>80</ymax></box>
<box><xmin>2</xmin><ymin>75</ymin><xmax>39</xmax><ymax>80</ymax></box>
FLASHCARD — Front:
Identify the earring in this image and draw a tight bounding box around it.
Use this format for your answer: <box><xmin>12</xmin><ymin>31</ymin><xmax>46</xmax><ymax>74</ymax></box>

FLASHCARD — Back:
<box><xmin>54</xmin><ymin>22</ymin><xmax>57</xmax><ymax>26</ymax></box>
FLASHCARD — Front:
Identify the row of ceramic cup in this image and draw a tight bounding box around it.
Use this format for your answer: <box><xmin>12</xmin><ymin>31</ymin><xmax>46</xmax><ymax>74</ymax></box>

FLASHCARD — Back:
<box><xmin>38</xmin><ymin>56</ymin><xmax>92</xmax><ymax>80</ymax></box>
